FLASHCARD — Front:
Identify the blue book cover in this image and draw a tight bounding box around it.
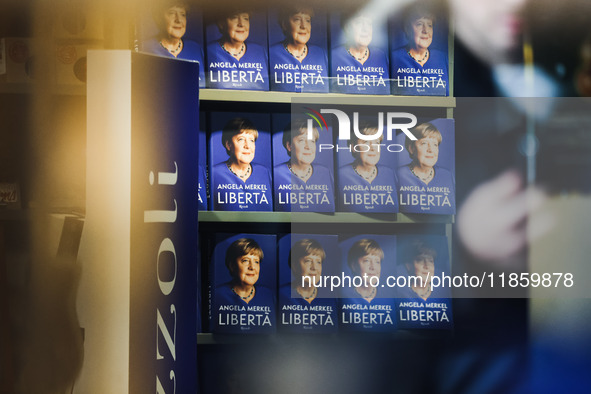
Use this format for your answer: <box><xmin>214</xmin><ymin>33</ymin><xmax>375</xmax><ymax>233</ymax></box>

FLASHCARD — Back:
<box><xmin>338</xmin><ymin>234</ymin><xmax>397</xmax><ymax>332</ymax></box>
<box><xmin>268</xmin><ymin>6</ymin><xmax>329</xmax><ymax>93</ymax></box>
<box><xmin>395</xmin><ymin>235</ymin><xmax>453</xmax><ymax>329</ymax></box>
<box><xmin>272</xmin><ymin>112</ymin><xmax>335</xmax><ymax>212</ymax></box>
<box><xmin>136</xmin><ymin>2</ymin><xmax>205</xmax><ymax>88</ymax></box>
<box><xmin>209</xmin><ymin>233</ymin><xmax>277</xmax><ymax>334</ymax></box>
<box><xmin>396</xmin><ymin>118</ymin><xmax>455</xmax><ymax>214</ymax></box>
<box><xmin>278</xmin><ymin>234</ymin><xmax>339</xmax><ymax>333</ymax></box>
<box><xmin>389</xmin><ymin>1</ymin><xmax>449</xmax><ymax>96</ymax></box>
<box><xmin>205</xmin><ymin>9</ymin><xmax>269</xmax><ymax>90</ymax></box>
<box><xmin>198</xmin><ymin>111</ymin><xmax>207</xmax><ymax>211</ymax></box>
<box><xmin>209</xmin><ymin>111</ymin><xmax>273</xmax><ymax>211</ymax></box>
<box><xmin>336</xmin><ymin>117</ymin><xmax>399</xmax><ymax>213</ymax></box>
<box><xmin>329</xmin><ymin>11</ymin><xmax>390</xmax><ymax>95</ymax></box>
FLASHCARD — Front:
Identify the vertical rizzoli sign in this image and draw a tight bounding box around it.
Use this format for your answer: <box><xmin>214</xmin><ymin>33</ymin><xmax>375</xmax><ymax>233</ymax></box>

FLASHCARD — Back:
<box><xmin>80</xmin><ymin>51</ymin><xmax>198</xmax><ymax>393</ymax></box>
<box><xmin>144</xmin><ymin>162</ymin><xmax>179</xmax><ymax>393</ymax></box>
<box><xmin>130</xmin><ymin>53</ymin><xmax>199</xmax><ymax>394</ymax></box>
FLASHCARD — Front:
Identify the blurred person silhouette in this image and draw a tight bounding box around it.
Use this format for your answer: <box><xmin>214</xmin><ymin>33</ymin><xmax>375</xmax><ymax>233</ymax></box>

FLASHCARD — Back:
<box><xmin>444</xmin><ymin>0</ymin><xmax>591</xmax><ymax>393</ymax></box>
<box><xmin>451</xmin><ymin>0</ymin><xmax>551</xmax><ymax>281</ymax></box>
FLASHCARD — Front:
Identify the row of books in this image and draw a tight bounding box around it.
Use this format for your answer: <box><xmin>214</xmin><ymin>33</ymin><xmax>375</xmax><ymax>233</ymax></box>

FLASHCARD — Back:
<box><xmin>206</xmin><ymin>233</ymin><xmax>453</xmax><ymax>334</ymax></box>
<box><xmin>198</xmin><ymin>111</ymin><xmax>455</xmax><ymax>215</ymax></box>
<box><xmin>137</xmin><ymin>2</ymin><xmax>449</xmax><ymax>95</ymax></box>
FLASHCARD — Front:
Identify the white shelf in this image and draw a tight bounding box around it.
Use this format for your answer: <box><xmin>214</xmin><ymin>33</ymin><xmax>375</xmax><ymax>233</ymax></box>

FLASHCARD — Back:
<box><xmin>200</xmin><ymin>89</ymin><xmax>455</xmax><ymax>107</ymax></box>
<box><xmin>198</xmin><ymin>211</ymin><xmax>454</xmax><ymax>224</ymax></box>
<box><xmin>196</xmin><ymin>330</ymin><xmax>452</xmax><ymax>344</ymax></box>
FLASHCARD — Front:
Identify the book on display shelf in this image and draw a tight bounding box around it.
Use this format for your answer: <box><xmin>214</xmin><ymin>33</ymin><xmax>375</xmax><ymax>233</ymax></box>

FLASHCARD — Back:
<box><xmin>137</xmin><ymin>1</ymin><xmax>206</xmax><ymax>88</ymax></box>
<box><xmin>198</xmin><ymin>111</ymin><xmax>208</xmax><ymax>211</ymax></box>
<box><xmin>395</xmin><ymin>235</ymin><xmax>453</xmax><ymax>330</ymax></box>
<box><xmin>209</xmin><ymin>111</ymin><xmax>273</xmax><ymax>212</ymax></box>
<box><xmin>336</xmin><ymin>117</ymin><xmax>399</xmax><ymax>213</ymax></box>
<box><xmin>338</xmin><ymin>234</ymin><xmax>397</xmax><ymax>332</ymax></box>
<box><xmin>205</xmin><ymin>8</ymin><xmax>269</xmax><ymax>90</ymax></box>
<box><xmin>272</xmin><ymin>112</ymin><xmax>335</xmax><ymax>212</ymax></box>
<box><xmin>278</xmin><ymin>233</ymin><xmax>339</xmax><ymax>333</ymax></box>
<box><xmin>329</xmin><ymin>11</ymin><xmax>390</xmax><ymax>95</ymax></box>
<box><xmin>209</xmin><ymin>233</ymin><xmax>277</xmax><ymax>334</ymax></box>
<box><xmin>389</xmin><ymin>0</ymin><xmax>449</xmax><ymax>96</ymax></box>
<box><xmin>396</xmin><ymin>118</ymin><xmax>455</xmax><ymax>215</ymax></box>
<box><xmin>268</xmin><ymin>6</ymin><xmax>329</xmax><ymax>93</ymax></box>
